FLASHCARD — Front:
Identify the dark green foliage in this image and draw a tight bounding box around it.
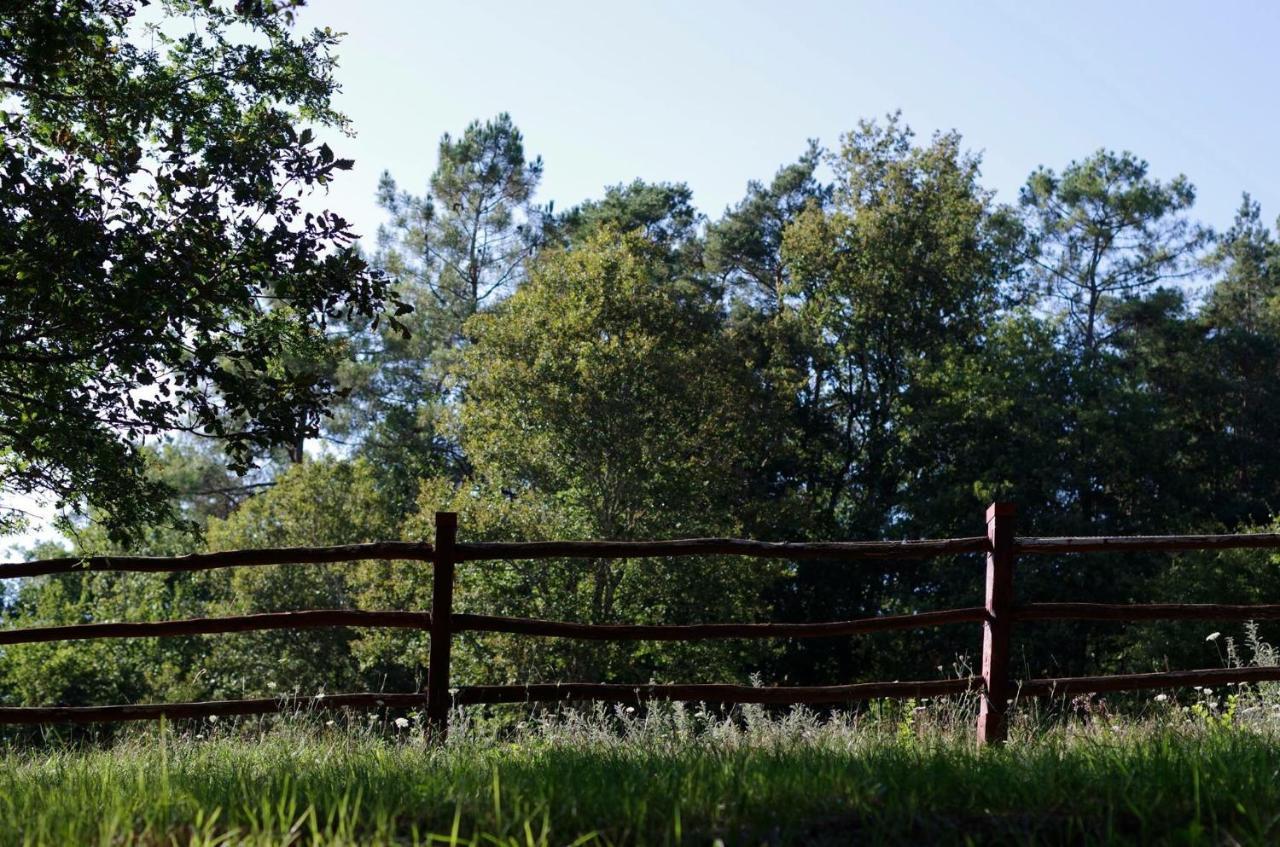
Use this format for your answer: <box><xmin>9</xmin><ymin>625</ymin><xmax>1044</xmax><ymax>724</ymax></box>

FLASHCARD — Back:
<box><xmin>1020</xmin><ymin>149</ymin><xmax>1209</xmax><ymax>354</ymax></box>
<box><xmin>556</xmin><ymin>180</ymin><xmax>701</xmax><ymax>253</ymax></box>
<box><xmin>331</xmin><ymin>113</ymin><xmax>547</xmax><ymax>515</ymax></box>
<box><xmin>708</xmin><ymin>140</ymin><xmax>830</xmax><ymax>311</ymax></box>
<box><xmin>0</xmin><ymin>0</ymin><xmax>400</xmax><ymax>541</ymax></box>
<box><xmin>459</xmin><ymin>230</ymin><xmax>784</xmax><ymax>682</ymax></box>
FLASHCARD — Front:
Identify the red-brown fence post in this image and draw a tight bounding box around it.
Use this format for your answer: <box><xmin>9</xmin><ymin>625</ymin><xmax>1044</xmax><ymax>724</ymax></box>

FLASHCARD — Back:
<box><xmin>977</xmin><ymin>502</ymin><xmax>1016</xmax><ymax>745</ymax></box>
<box><xmin>426</xmin><ymin>511</ymin><xmax>457</xmax><ymax>740</ymax></box>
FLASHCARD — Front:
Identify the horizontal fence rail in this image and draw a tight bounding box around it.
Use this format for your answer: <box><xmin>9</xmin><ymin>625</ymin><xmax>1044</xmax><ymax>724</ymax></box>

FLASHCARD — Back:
<box><xmin>0</xmin><ymin>693</ymin><xmax>433</xmax><ymax>725</ymax></box>
<box><xmin>1017</xmin><ymin>666</ymin><xmax>1280</xmax><ymax>697</ymax></box>
<box><xmin>454</xmin><ymin>607</ymin><xmax>987</xmax><ymax>640</ymax></box>
<box><xmin>452</xmin><ymin>679</ymin><xmax>979</xmax><ymax>706</ymax></box>
<box><xmin>0</xmin><ymin>610</ymin><xmax>432</xmax><ymax>646</ymax></box>
<box><xmin>1016</xmin><ymin>533</ymin><xmax>1280</xmax><ymax>555</ymax></box>
<box><xmin>1014</xmin><ymin>603</ymin><xmax>1280</xmax><ymax>622</ymax></box>
<box><xmin>0</xmin><ymin>542</ymin><xmax>435</xmax><ymax>580</ymax></box>
<box><xmin>453</xmin><ymin>537</ymin><xmax>990</xmax><ymax>562</ymax></box>
<box><xmin>1</xmin><ymin>504</ymin><xmax>1279</xmax><ymax>743</ymax></box>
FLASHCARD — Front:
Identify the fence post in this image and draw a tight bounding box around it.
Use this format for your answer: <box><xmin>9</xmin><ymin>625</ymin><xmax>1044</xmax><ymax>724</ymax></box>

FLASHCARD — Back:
<box><xmin>977</xmin><ymin>502</ymin><xmax>1016</xmax><ymax>746</ymax></box>
<box><xmin>426</xmin><ymin>511</ymin><xmax>457</xmax><ymax>740</ymax></box>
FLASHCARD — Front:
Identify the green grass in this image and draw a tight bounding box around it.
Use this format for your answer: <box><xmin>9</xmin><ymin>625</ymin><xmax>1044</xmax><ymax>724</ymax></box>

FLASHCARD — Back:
<box><xmin>2</xmin><ymin>701</ymin><xmax>1280</xmax><ymax>846</ymax></box>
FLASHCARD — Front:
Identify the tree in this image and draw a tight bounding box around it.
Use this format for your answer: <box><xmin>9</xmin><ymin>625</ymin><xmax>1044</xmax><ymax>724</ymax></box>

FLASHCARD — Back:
<box><xmin>1020</xmin><ymin>150</ymin><xmax>1209</xmax><ymax>355</ymax></box>
<box><xmin>0</xmin><ymin>0</ymin><xmax>399</xmax><ymax>541</ymax></box>
<box><xmin>708</xmin><ymin>145</ymin><xmax>834</xmax><ymax>539</ymax></box>
<box><xmin>332</xmin><ymin>115</ymin><xmax>545</xmax><ymax>514</ymax></box>
<box><xmin>373</xmin><ymin>113</ymin><xmax>544</xmax><ymax>343</ymax></box>
<box><xmin>458</xmin><ymin>230</ymin><xmax>783</xmax><ymax>682</ymax></box>
<box><xmin>555</xmin><ymin>179</ymin><xmax>702</xmax><ymax>268</ymax></box>
<box><xmin>145</xmin><ymin>438</ymin><xmax>279</xmax><ymax>526</ymax></box>
<box><xmin>1194</xmin><ymin>196</ymin><xmax>1280</xmax><ymax>524</ymax></box>
<box><xmin>707</xmin><ymin>141</ymin><xmax>830</xmax><ymax>312</ymax></box>
<box><xmin>780</xmin><ymin>115</ymin><xmax>1015</xmax><ymax>534</ymax></box>
<box><xmin>0</xmin><ymin>447</ymin><xmax>241</xmax><ymax>708</ymax></box>
<box><xmin>1203</xmin><ymin>194</ymin><xmax>1280</xmax><ymax>333</ymax></box>
<box><xmin>772</xmin><ymin>116</ymin><xmax>1022</xmax><ymax>683</ymax></box>
<box><xmin>1017</xmin><ymin>151</ymin><xmax>1211</xmax><ymax>526</ymax></box>
<box><xmin>201</xmin><ymin>457</ymin><xmax>399</xmax><ymax>698</ymax></box>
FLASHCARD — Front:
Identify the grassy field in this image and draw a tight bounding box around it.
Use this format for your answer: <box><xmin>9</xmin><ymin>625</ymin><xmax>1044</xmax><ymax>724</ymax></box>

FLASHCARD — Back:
<box><xmin>2</xmin><ymin>695</ymin><xmax>1280</xmax><ymax>846</ymax></box>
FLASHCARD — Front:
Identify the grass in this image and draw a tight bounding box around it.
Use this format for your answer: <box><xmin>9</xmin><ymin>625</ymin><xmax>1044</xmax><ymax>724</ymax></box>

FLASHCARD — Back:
<box><xmin>2</xmin><ymin>694</ymin><xmax>1280</xmax><ymax>846</ymax></box>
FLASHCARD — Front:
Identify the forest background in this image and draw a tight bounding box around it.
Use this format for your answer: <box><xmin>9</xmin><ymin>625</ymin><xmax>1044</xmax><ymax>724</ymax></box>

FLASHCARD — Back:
<box><xmin>2</xmin><ymin>0</ymin><xmax>1279</xmax><ymax>709</ymax></box>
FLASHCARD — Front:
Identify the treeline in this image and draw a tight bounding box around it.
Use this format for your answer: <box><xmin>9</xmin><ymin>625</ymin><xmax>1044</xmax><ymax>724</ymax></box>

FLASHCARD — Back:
<box><xmin>5</xmin><ymin>113</ymin><xmax>1280</xmax><ymax>708</ymax></box>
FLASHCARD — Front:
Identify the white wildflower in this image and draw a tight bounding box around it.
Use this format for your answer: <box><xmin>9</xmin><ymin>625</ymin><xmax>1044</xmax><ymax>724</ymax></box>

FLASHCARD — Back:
<box><xmin>394</xmin><ymin>717</ymin><xmax>410</xmax><ymax>729</ymax></box>
<box><xmin>266</xmin><ymin>681</ymin><xmax>277</xmax><ymax>690</ymax></box>
<box><xmin>1154</xmin><ymin>694</ymin><xmax>1168</xmax><ymax>702</ymax></box>
<box><xmin>1206</xmin><ymin>632</ymin><xmax>1221</xmax><ymax>642</ymax></box>
<box><xmin>625</xmin><ymin>706</ymin><xmax>636</xmax><ymax>715</ymax></box>
<box><xmin>208</xmin><ymin>714</ymin><xmax>219</xmax><ymax>724</ymax></box>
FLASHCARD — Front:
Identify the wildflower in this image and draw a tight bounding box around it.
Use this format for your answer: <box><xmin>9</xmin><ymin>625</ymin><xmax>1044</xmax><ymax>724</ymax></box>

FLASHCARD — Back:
<box><xmin>326</xmin><ymin>720</ymin><xmax>336</xmax><ymax>727</ymax></box>
<box><xmin>1202</xmin><ymin>687</ymin><xmax>1213</xmax><ymax>695</ymax></box>
<box><xmin>625</xmin><ymin>706</ymin><xmax>636</xmax><ymax>715</ymax></box>
<box><xmin>1154</xmin><ymin>694</ymin><xmax>1168</xmax><ymax>702</ymax></box>
<box><xmin>1206</xmin><ymin>632</ymin><xmax>1221</xmax><ymax>642</ymax></box>
<box><xmin>267</xmin><ymin>681</ymin><xmax>277</xmax><ymax>691</ymax></box>
<box><xmin>208</xmin><ymin>714</ymin><xmax>219</xmax><ymax>724</ymax></box>
<box><xmin>393</xmin><ymin>717</ymin><xmax>410</xmax><ymax>729</ymax></box>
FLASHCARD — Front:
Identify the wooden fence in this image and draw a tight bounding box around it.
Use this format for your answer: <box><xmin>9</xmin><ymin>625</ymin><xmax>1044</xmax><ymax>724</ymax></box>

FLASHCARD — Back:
<box><xmin>2</xmin><ymin>503</ymin><xmax>1280</xmax><ymax>744</ymax></box>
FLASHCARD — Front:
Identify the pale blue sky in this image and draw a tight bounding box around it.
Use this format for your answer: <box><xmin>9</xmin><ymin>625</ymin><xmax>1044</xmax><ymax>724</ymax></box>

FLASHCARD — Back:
<box><xmin>301</xmin><ymin>0</ymin><xmax>1280</xmax><ymax>245</ymax></box>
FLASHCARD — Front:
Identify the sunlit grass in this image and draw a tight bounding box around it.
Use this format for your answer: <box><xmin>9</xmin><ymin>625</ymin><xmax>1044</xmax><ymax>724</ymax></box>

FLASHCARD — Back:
<box><xmin>2</xmin><ymin>697</ymin><xmax>1279</xmax><ymax>845</ymax></box>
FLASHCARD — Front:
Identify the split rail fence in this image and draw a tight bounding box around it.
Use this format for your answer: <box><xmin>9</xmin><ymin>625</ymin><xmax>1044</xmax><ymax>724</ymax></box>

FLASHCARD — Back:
<box><xmin>2</xmin><ymin>504</ymin><xmax>1280</xmax><ymax>744</ymax></box>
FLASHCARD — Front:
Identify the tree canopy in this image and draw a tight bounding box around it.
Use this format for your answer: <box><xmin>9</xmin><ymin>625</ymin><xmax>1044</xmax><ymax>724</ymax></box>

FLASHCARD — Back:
<box><xmin>0</xmin><ymin>0</ymin><xmax>403</xmax><ymax>540</ymax></box>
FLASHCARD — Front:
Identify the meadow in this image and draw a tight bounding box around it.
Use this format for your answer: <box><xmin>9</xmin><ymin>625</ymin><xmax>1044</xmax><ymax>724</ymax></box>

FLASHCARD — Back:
<box><xmin>3</xmin><ymin>690</ymin><xmax>1280</xmax><ymax>847</ymax></box>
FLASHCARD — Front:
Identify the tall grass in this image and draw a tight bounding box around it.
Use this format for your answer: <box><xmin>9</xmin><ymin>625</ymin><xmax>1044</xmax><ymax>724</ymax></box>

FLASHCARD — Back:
<box><xmin>0</xmin><ymin>628</ymin><xmax>1275</xmax><ymax>844</ymax></box>
<box><xmin>2</xmin><ymin>689</ymin><xmax>1280</xmax><ymax>846</ymax></box>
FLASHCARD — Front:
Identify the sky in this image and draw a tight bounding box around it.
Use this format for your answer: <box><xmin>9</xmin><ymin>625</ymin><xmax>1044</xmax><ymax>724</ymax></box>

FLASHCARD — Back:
<box><xmin>301</xmin><ymin>0</ymin><xmax>1280</xmax><ymax>248</ymax></box>
<box><xmin>6</xmin><ymin>0</ymin><xmax>1279</xmax><ymax>556</ymax></box>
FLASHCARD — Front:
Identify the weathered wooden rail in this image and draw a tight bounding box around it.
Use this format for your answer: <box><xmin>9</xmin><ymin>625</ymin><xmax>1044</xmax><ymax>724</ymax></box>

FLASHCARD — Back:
<box><xmin>1</xmin><ymin>504</ymin><xmax>1278</xmax><ymax>744</ymax></box>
